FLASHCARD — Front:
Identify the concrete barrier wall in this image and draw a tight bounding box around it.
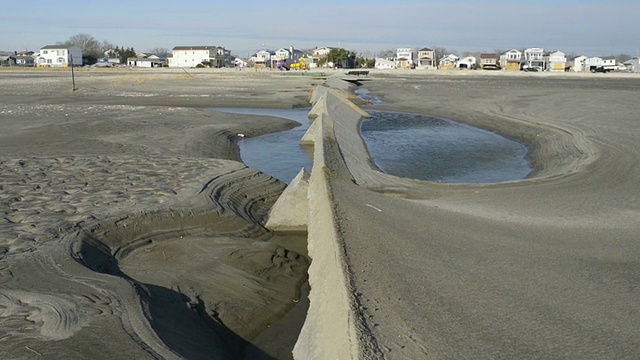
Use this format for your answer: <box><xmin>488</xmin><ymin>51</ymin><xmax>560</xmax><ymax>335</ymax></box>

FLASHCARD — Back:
<box><xmin>293</xmin><ymin>86</ymin><xmax>374</xmax><ymax>359</ymax></box>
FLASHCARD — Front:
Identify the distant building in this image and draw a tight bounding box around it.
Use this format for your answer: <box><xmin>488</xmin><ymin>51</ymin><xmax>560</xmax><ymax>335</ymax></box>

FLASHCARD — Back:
<box><xmin>396</xmin><ymin>48</ymin><xmax>414</xmax><ymax>68</ymax></box>
<box><xmin>169</xmin><ymin>46</ymin><xmax>233</xmax><ymax>68</ymax></box>
<box><xmin>438</xmin><ymin>54</ymin><xmax>459</xmax><ymax>70</ymax></box>
<box><xmin>480</xmin><ymin>53</ymin><xmax>499</xmax><ymax>70</ymax></box>
<box><xmin>375</xmin><ymin>58</ymin><xmax>395</xmax><ymax>69</ymax></box>
<box><xmin>37</xmin><ymin>45</ymin><xmax>82</xmax><ymax>67</ymax></box>
<box><xmin>546</xmin><ymin>51</ymin><xmax>567</xmax><ymax>72</ymax></box>
<box><xmin>523</xmin><ymin>47</ymin><xmax>545</xmax><ymax>70</ymax></box>
<box><xmin>500</xmin><ymin>49</ymin><xmax>522</xmax><ymax>71</ymax></box>
<box><xmin>572</xmin><ymin>55</ymin><xmax>588</xmax><ymax>72</ymax></box>
<box><xmin>456</xmin><ymin>56</ymin><xmax>476</xmax><ymax>69</ymax></box>
<box><xmin>622</xmin><ymin>58</ymin><xmax>639</xmax><ymax>72</ymax></box>
<box><xmin>0</xmin><ymin>51</ymin><xmax>17</xmax><ymax>66</ymax></box>
<box><xmin>127</xmin><ymin>54</ymin><xmax>167</xmax><ymax>68</ymax></box>
<box><xmin>417</xmin><ymin>48</ymin><xmax>435</xmax><ymax>69</ymax></box>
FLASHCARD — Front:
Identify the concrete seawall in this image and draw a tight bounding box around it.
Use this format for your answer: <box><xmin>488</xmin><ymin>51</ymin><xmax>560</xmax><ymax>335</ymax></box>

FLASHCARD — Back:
<box><xmin>282</xmin><ymin>85</ymin><xmax>378</xmax><ymax>359</ymax></box>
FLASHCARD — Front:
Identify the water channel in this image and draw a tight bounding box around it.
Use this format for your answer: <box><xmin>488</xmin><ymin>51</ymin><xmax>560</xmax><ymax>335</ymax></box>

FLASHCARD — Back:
<box><xmin>213</xmin><ymin>107</ymin><xmax>531</xmax><ymax>184</ymax></box>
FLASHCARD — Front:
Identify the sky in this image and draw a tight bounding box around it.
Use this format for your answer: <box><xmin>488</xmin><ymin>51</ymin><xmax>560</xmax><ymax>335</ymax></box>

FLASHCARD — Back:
<box><xmin>2</xmin><ymin>0</ymin><xmax>639</xmax><ymax>57</ymax></box>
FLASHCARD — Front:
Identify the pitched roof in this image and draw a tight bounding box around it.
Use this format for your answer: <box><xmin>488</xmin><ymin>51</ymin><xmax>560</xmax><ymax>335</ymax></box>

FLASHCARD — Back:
<box><xmin>172</xmin><ymin>46</ymin><xmax>221</xmax><ymax>51</ymax></box>
<box><xmin>41</xmin><ymin>45</ymin><xmax>76</xmax><ymax>50</ymax></box>
<box><xmin>418</xmin><ymin>47</ymin><xmax>433</xmax><ymax>51</ymax></box>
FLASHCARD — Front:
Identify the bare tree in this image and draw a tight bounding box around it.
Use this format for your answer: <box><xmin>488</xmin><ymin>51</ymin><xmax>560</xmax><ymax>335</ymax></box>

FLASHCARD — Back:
<box><xmin>376</xmin><ymin>49</ymin><xmax>396</xmax><ymax>59</ymax></box>
<box><xmin>147</xmin><ymin>47</ymin><xmax>171</xmax><ymax>57</ymax></box>
<box><xmin>65</xmin><ymin>33</ymin><xmax>101</xmax><ymax>58</ymax></box>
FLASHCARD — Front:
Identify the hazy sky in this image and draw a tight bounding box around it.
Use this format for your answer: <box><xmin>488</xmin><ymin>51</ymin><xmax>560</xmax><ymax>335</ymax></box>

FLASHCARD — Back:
<box><xmin>2</xmin><ymin>0</ymin><xmax>639</xmax><ymax>57</ymax></box>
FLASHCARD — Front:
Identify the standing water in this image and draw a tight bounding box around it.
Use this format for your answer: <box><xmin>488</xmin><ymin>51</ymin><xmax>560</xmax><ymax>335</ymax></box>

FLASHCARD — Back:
<box><xmin>213</xmin><ymin>108</ymin><xmax>313</xmax><ymax>184</ymax></box>
<box><xmin>361</xmin><ymin>111</ymin><xmax>531</xmax><ymax>183</ymax></box>
<box><xmin>213</xmin><ymin>108</ymin><xmax>531</xmax><ymax>184</ymax></box>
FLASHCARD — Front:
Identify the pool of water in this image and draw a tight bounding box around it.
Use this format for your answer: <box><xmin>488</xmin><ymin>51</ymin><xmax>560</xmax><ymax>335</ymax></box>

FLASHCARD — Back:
<box><xmin>213</xmin><ymin>108</ymin><xmax>314</xmax><ymax>184</ymax></box>
<box><xmin>213</xmin><ymin>108</ymin><xmax>531</xmax><ymax>184</ymax></box>
<box><xmin>361</xmin><ymin>111</ymin><xmax>531</xmax><ymax>183</ymax></box>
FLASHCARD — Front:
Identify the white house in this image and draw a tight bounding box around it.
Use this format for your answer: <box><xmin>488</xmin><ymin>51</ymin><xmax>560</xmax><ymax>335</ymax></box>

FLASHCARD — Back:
<box><xmin>438</xmin><ymin>54</ymin><xmax>459</xmax><ymax>70</ymax></box>
<box><xmin>37</xmin><ymin>45</ymin><xmax>82</xmax><ymax>67</ymax></box>
<box><xmin>622</xmin><ymin>58</ymin><xmax>639</xmax><ymax>72</ymax></box>
<box><xmin>500</xmin><ymin>49</ymin><xmax>522</xmax><ymax>70</ymax></box>
<box><xmin>169</xmin><ymin>46</ymin><xmax>233</xmax><ymax>68</ymax></box>
<box><xmin>571</xmin><ymin>56</ymin><xmax>587</xmax><ymax>72</ymax></box>
<box><xmin>523</xmin><ymin>47</ymin><xmax>545</xmax><ymax>70</ymax></box>
<box><xmin>546</xmin><ymin>51</ymin><xmax>567</xmax><ymax>72</ymax></box>
<box><xmin>251</xmin><ymin>50</ymin><xmax>272</xmax><ymax>67</ymax></box>
<box><xmin>456</xmin><ymin>56</ymin><xmax>476</xmax><ymax>69</ymax></box>
<box><xmin>375</xmin><ymin>58</ymin><xmax>396</xmax><ymax>69</ymax></box>
<box><xmin>312</xmin><ymin>47</ymin><xmax>333</xmax><ymax>57</ymax></box>
<box><xmin>585</xmin><ymin>57</ymin><xmax>603</xmax><ymax>71</ymax></box>
<box><xmin>396</xmin><ymin>48</ymin><xmax>413</xmax><ymax>68</ymax></box>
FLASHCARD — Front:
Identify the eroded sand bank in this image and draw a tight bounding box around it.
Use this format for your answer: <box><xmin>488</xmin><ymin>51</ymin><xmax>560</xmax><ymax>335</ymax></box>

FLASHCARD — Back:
<box><xmin>0</xmin><ymin>69</ymin><xmax>320</xmax><ymax>359</ymax></box>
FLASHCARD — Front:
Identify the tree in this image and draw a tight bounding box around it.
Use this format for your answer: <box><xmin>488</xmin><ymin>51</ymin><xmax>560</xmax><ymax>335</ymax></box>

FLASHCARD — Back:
<box><xmin>326</xmin><ymin>48</ymin><xmax>350</xmax><ymax>67</ymax></box>
<box><xmin>147</xmin><ymin>47</ymin><xmax>170</xmax><ymax>57</ymax></box>
<box><xmin>65</xmin><ymin>33</ymin><xmax>101</xmax><ymax>58</ymax></box>
<box><xmin>376</xmin><ymin>49</ymin><xmax>396</xmax><ymax>59</ymax></box>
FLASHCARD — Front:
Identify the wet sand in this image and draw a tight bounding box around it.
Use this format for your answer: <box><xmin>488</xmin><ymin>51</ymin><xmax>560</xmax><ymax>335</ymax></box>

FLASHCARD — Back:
<box><xmin>0</xmin><ymin>68</ymin><xmax>320</xmax><ymax>359</ymax></box>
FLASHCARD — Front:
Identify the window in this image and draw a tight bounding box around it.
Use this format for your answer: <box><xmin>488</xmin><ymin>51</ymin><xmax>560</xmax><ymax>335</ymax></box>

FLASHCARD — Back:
<box><xmin>43</xmin><ymin>50</ymin><xmax>48</xmax><ymax>54</ymax></box>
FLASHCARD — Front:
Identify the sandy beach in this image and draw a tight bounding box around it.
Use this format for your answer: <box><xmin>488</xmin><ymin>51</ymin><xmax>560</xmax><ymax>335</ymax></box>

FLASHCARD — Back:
<box><xmin>0</xmin><ymin>68</ymin><xmax>320</xmax><ymax>359</ymax></box>
<box><xmin>2</xmin><ymin>67</ymin><xmax>640</xmax><ymax>359</ymax></box>
<box><xmin>313</xmin><ymin>70</ymin><xmax>640</xmax><ymax>359</ymax></box>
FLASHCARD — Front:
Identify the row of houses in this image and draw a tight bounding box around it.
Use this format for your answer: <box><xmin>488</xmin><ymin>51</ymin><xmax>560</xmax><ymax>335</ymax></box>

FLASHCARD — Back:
<box><xmin>377</xmin><ymin>47</ymin><xmax>640</xmax><ymax>72</ymax></box>
<box><xmin>0</xmin><ymin>45</ymin><xmax>237</xmax><ymax>68</ymax></box>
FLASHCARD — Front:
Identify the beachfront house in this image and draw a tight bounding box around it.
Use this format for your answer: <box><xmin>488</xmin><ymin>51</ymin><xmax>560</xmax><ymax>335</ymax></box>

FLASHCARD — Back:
<box><xmin>546</xmin><ymin>51</ymin><xmax>567</xmax><ymax>72</ymax></box>
<box><xmin>500</xmin><ymin>49</ymin><xmax>522</xmax><ymax>71</ymax></box>
<box><xmin>417</xmin><ymin>48</ymin><xmax>436</xmax><ymax>69</ymax></box>
<box><xmin>523</xmin><ymin>47</ymin><xmax>545</xmax><ymax>71</ymax></box>
<box><xmin>375</xmin><ymin>58</ymin><xmax>396</xmax><ymax>69</ymax></box>
<box><xmin>0</xmin><ymin>51</ymin><xmax>17</xmax><ymax>66</ymax></box>
<box><xmin>585</xmin><ymin>57</ymin><xmax>603</xmax><ymax>72</ymax></box>
<box><xmin>572</xmin><ymin>55</ymin><xmax>588</xmax><ymax>72</ymax></box>
<box><xmin>396</xmin><ymin>48</ymin><xmax>414</xmax><ymax>69</ymax></box>
<box><xmin>127</xmin><ymin>54</ymin><xmax>167</xmax><ymax>68</ymax></box>
<box><xmin>456</xmin><ymin>56</ymin><xmax>476</xmax><ymax>69</ymax></box>
<box><xmin>169</xmin><ymin>46</ymin><xmax>233</xmax><ymax>68</ymax></box>
<box><xmin>37</xmin><ymin>45</ymin><xmax>82</xmax><ymax>67</ymax></box>
<box><xmin>480</xmin><ymin>53</ymin><xmax>500</xmax><ymax>70</ymax></box>
<box><xmin>623</xmin><ymin>58</ymin><xmax>639</xmax><ymax>72</ymax></box>
<box><xmin>251</xmin><ymin>50</ymin><xmax>272</xmax><ymax>68</ymax></box>
<box><xmin>439</xmin><ymin>54</ymin><xmax>459</xmax><ymax>70</ymax></box>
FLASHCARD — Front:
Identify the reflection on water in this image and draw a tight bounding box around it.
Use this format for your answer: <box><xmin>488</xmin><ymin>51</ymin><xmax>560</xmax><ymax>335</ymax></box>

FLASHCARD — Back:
<box><xmin>213</xmin><ymin>108</ymin><xmax>313</xmax><ymax>184</ymax></box>
<box><xmin>213</xmin><ymin>108</ymin><xmax>531</xmax><ymax>184</ymax></box>
<box><xmin>361</xmin><ymin>111</ymin><xmax>531</xmax><ymax>183</ymax></box>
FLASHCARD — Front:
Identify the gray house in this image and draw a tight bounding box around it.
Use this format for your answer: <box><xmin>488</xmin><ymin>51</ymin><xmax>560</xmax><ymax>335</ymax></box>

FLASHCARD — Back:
<box><xmin>0</xmin><ymin>51</ymin><xmax>17</xmax><ymax>66</ymax></box>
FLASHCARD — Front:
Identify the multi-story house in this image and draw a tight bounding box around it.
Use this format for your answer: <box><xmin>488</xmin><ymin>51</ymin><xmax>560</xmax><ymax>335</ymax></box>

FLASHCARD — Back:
<box><xmin>500</xmin><ymin>49</ymin><xmax>522</xmax><ymax>70</ymax></box>
<box><xmin>251</xmin><ymin>49</ymin><xmax>272</xmax><ymax>68</ymax></box>
<box><xmin>546</xmin><ymin>51</ymin><xmax>567</xmax><ymax>72</ymax></box>
<box><xmin>480</xmin><ymin>53</ymin><xmax>499</xmax><ymax>70</ymax></box>
<box><xmin>37</xmin><ymin>45</ymin><xmax>82</xmax><ymax>67</ymax></box>
<box><xmin>571</xmin><ymin>55</ymin><xmax>587</xmax><ymax>72</ymax></box>
<box><xmin>417</xmin><ymin>48</ymin><xmax>435</xmax><ymax>69</ymax></box>
<box><xmin>169</xmin><ymin>46</ymin><xmax>233</xmax><ymax>68</ymax></box>
<box><xmin>396</xmin><ymin>48</ymin><xmax>414</xmax><ymax>68</ymax></box>
<box><xmin>523</xmin><ymin>47</ymin><xmax>545</xmax><ymax>70</ymax></box>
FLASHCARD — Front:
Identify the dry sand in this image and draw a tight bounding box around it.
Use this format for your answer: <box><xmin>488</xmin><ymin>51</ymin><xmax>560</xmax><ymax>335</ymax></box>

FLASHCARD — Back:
<box><xmin>321</xmin><ymin>70</ymin><xmax>640</xmax><ymax>359</ymax></box>
<box><xmin>0</xmin><ymin>68</ymin><xmax>322</xmax><ymax>359</ymax></box>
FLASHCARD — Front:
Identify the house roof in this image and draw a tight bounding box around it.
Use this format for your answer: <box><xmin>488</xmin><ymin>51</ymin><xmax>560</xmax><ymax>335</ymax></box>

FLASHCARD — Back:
<box><xmin>480</xmin><ymin>53</ymin><xmax>498</xmax><ymax>58</ymax></box>
<box><xmin>172</xmin><ymin>46</ymin><xmax>223</xmax><ymax>51</ymax></box>
<box><xmin>418</xmin><ymin>47</ymin><xmax>433</xmax><ymax>51</ymax></box>
<box><xmin>41</xmin><ymin>45</ymin><xmax>77</xmax><ymax>50</ymax></box>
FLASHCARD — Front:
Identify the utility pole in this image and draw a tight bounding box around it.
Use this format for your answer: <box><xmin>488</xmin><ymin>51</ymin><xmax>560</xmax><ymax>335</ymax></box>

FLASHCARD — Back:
<box><xmin>69</xmin><ymin>53</ymin><xmax>77</xmax><ymax>91</ymax></box>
